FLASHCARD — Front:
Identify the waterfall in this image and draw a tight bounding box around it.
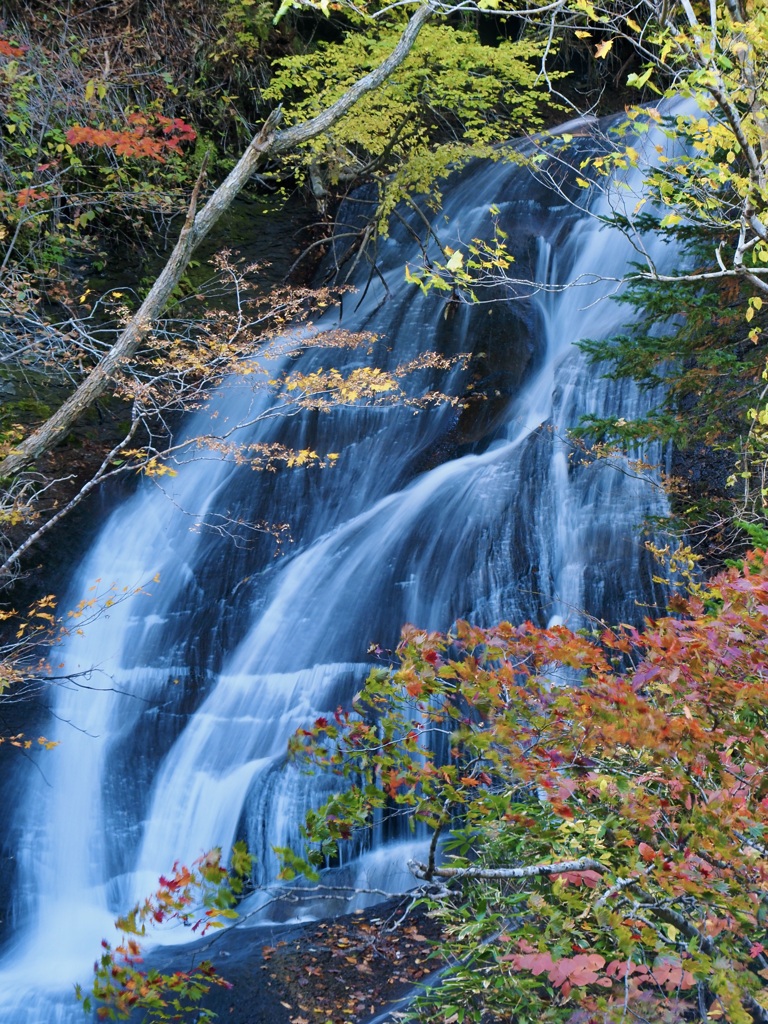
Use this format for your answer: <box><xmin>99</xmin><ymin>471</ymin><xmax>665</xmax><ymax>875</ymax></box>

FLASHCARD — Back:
<box><xmin>0</xmin><ymin>115</ymin><xmax>677</xmax><ymax>1021</ymax></box>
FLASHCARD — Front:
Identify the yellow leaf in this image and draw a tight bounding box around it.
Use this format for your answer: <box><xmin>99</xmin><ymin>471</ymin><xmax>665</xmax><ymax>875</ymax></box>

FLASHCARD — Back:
<box><xmin>446</xmin><ymin>249</ymin><xmax>464</xmax><ymax>273</ymax></box>
<box><xmin>594</xmin><ymin>38</ymin><xmax>613</xmax><ymax>59</ymax></box>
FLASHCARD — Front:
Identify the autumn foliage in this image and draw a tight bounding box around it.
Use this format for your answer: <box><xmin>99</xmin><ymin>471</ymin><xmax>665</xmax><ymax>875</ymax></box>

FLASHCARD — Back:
<box><xmin>66</xmin><ymin>113</ymin><xmax>196</xmax><ymax>163</ymax></box>
<box><xmin>288</xmin><ymin>552</ymin><xmax>768</xmax><ymax>1023</ymax></box>
<box><xmin>78</xmin><ymin>845</ymin><xmax>252</xmax><ymax>1022</ymax></box>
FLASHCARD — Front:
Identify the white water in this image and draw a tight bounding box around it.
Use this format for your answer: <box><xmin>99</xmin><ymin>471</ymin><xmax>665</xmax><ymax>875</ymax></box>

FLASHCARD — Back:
<box><xmin>0</xmin><ymin>117</ymin><xmax>677</xmax><ymax>1020</ymax></box>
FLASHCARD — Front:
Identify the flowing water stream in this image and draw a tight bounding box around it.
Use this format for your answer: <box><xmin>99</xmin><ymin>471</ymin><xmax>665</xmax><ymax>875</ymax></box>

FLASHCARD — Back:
<box><xmin>0</xmin><ymin>116</ymin><xmax>678</xmax><ymax>1021</ymax></box>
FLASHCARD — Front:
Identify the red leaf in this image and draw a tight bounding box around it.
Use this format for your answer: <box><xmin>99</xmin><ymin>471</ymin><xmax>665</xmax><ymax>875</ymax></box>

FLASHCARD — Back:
<box><xmin>606</xmin><ymin>960</ymin><xmax>649</xmax><ymax>980</ymax></box>
<box><xmin>559</xmin><ymin>870</ymin><xmax>602</xmax><ymax>888</ymax></box>
<box><xmin>503</xmin><ymin>951</ymin><xmax>554</xmax><ymax>975</ymax></box>
<box><xmin>549</xmin><ymin>954</ymin><xmax>605</xmax><ymax>989</ymax></box>
<box><xmin>0</xmin><ymin>38</ymin><xmax>26</xmax><ymax>57</ymax></box>
<box><xmin>650</xmin><ymin>958</ymin><xmax>695</xmax><ymax>991</ymax></box>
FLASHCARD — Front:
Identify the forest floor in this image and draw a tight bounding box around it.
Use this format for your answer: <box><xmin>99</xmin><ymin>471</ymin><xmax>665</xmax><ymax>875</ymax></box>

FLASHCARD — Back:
<box><xmin>174</xmin><ymin>894</ymin><xmax>446</xmax><ymax>1024</ymax></box>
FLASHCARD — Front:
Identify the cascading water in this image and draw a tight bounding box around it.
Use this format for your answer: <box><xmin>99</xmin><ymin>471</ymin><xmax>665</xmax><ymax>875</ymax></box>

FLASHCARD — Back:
<box><xmin>0</xmin><ymin>114</ymin><xmax>678</xmax><ymax>1021</ymax></box>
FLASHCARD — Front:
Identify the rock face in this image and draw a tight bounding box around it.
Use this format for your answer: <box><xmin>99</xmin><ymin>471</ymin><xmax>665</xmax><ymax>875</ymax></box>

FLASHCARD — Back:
<box><xmin>411</xmin><ymin>303</ymin><xmax>538</xmax><ymax>474</ymax></box>
<box><xmin>455</xmin><ymin>300</ymin><xmax>538</xmax><ymax>443</ymax></box>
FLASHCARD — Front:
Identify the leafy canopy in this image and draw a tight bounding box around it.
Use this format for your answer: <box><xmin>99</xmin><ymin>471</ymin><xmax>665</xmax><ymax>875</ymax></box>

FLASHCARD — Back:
<box><xmin>264</xmin><ymin>19</ymin><xmax>562</xmax><ymax>230</ymax></box>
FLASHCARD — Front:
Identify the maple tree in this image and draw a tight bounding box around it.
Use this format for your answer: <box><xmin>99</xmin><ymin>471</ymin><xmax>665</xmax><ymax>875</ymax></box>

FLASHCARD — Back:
<box><xmin>0</xmin><ymin>31</ymin><xmax>203</xmax><ymax>292</ymax></box>
<box><xmin>79</xmin><ymin>850</ymin><xmax>446</xmax><ymax>1023</ymax></box>
<box><xmin>286</xmin><ymin>550</ymin><xmax>768</xmax><ymax>1023</ymax></box>
<box><xmin>65</xmin><ymin>113</ymin><xmax>198</xmax><ymax>164</ymax></box>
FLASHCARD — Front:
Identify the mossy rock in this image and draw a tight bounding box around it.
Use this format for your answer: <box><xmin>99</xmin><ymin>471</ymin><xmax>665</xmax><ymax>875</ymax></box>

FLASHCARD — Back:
<box><xmin>0</xmin><ymin>397</ymin><xmax>52</xmax><ymax>428</ymax></box>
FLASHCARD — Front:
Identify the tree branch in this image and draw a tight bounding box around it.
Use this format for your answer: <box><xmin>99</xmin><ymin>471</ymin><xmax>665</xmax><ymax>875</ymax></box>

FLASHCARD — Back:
<box><xmin>408</xmin><ymin>856</ymin><xmax>606</xmax><ymax>882</ymax></box>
